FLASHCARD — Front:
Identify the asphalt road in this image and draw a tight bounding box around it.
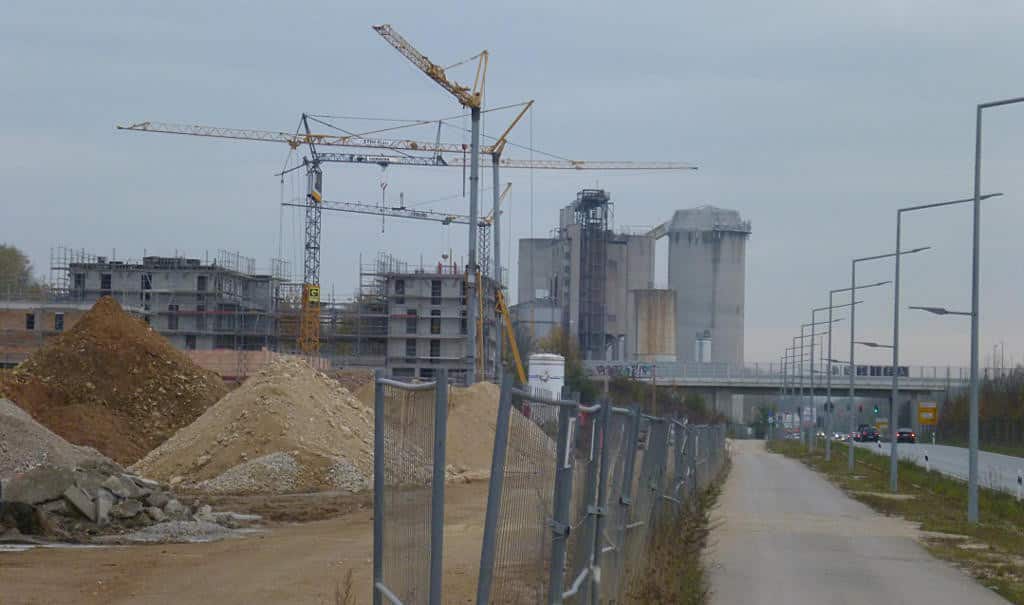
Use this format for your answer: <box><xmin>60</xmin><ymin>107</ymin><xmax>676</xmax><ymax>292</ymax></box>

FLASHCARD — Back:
<box><xmin>708</xmin><ymin>440</ymin><xmax>1008</xmax><ymax>605</ymax></box>
<box><xmin>851</xmin><ymin>440</ymin><xmax>1024</xmax><ymax>495</ymax></box>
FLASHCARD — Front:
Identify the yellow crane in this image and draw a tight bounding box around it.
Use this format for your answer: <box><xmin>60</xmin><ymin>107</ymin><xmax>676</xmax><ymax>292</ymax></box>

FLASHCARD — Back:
<box><xmin>119</xmin><ymin>27</ymin><xmax>697</xmax><ymax>367</ymax></box>
<box><xmin>373</xmin><ymin>23</ymin><xmax>492</xmax><ymax>382</ymax></box>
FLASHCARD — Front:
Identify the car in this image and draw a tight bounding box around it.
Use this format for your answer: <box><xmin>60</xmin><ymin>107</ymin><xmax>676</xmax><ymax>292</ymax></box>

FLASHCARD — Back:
<box><xmin>855</xmin><ymin>425</ymin><xmax>880</xmax><ymax>442</ymax></box>
<box><xmin>895</xmin><ymin>428</ymin><xmax>917</xmax><ymax>443</ymax></box>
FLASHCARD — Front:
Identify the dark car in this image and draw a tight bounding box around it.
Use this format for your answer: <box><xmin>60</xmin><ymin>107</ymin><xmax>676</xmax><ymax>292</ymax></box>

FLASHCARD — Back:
<box><xmin>855</xmin><ymin>425</ymin><xmax>880</xmax><ymax>442</ymax></box>
<box><xmin>896</xmin><ymin>428</ymin><xmax>917</xmax><ymax>443</ymax></box>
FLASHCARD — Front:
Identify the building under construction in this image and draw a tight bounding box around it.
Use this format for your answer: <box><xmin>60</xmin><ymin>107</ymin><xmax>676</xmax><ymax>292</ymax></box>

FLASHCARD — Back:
<box><xmin>319</xmin><ymin>253</ymin><xmax>498</xmax><ymax>384</ymax></box>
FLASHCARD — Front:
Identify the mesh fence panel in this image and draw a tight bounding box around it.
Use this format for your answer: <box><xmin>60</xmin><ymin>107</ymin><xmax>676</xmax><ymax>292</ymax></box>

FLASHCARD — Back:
<box><xmin>600</xmin><ymin>411</ymin><xmax>636</xmax><ymax>604</ymax></box>
<box><xmin>379</xmin><ymin>382</ymin><xmax>436</xmax><ymax>604</ymax></box>
<box><xmin>644</xmin><ymin>422</ymin><xmax>670</xmax><ymax>529</ymax></box>
<box><xmin>565</xmin><ymin>415</ymin><xmax>597</xmax><ymax>603</ymax></box>
<box><xmin>489</xmin><ymin>400</ymin><xmax>560</xmax><ymax>604</ymax></box>
<box><xmin>476</xmin><ymin>377</ymin><xmax>729</xmax><ymax>605</ymax></box>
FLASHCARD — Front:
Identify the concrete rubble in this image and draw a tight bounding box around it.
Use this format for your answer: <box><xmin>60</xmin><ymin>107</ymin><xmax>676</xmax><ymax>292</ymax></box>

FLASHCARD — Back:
<box><xmin>0</xmin><ymin>459</ymin><xmax>261</xmax><ymax>544</ymax></box>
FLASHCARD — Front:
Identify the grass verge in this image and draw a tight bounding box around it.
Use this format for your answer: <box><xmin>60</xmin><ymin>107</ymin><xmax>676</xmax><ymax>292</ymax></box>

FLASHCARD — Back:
<box><xmin>768</xmin><ymin>439</ymin><xmax>1024</xmax><ymax>603</ymax></box>
<box><xmin>624</xmin><ymin>457</ymin><xmax>731</xmax><ymax>605</ymax></box>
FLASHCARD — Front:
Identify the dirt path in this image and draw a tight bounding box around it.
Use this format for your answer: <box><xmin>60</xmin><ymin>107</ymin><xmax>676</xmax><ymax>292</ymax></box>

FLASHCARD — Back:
<box><xmin>708</xmin><ymin>440</ymin><xmax>1008</xmax><ymax>605</ymax></box>
<box><xmin>0</xmin><ymin>481</ymin><xmax>489</xmax><ymax>605</ymax></box>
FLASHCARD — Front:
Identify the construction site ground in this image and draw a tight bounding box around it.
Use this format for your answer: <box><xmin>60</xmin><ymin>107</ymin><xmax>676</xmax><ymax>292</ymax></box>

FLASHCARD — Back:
<box><xmin>0</xmin><ymin>480</ymin><xmax>489</xmax><ymax>605</ymax></box>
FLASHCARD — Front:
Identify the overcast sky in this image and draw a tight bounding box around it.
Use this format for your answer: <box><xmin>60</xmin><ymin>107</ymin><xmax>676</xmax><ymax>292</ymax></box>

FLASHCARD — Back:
<box><xmin>3</xmin><ymin>1</ymin><xmax>1023</xmax><ymax>367</ymax></box>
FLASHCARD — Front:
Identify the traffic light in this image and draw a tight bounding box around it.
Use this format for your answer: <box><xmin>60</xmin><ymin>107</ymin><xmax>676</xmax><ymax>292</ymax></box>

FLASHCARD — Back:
<box><xmin>873</xmin><ymin>404</ymin><xmax>880</xmax><ymax>415</ymax></box>
<box><xmin>858</xmin><ymin>404</ymin><xmax>863</xmax><ymax>413</ymax></box>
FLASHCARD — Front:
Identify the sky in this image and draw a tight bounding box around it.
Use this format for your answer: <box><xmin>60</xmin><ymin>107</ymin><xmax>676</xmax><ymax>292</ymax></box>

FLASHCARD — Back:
<box><xmin>2</xmin><ymin>1</ymin><xmax>1023</xmax><ymax>368</ymax></box>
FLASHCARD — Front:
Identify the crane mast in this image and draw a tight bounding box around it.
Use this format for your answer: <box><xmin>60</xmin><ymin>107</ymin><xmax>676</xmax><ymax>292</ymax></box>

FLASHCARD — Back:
<box><xmin>118</xmin><ymin>29</ymin><xmax>698</xmax><ymax>373</ymax></box>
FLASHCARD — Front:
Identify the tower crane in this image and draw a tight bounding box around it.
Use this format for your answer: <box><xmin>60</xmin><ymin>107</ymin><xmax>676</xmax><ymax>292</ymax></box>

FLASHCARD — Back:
<box><xmin>119</xmin><ymin>28</ymin><xmax>697</xmax><ymax>366</ymax></box>
<box><xmin>373</xmin><ymin>23</ymin><xmax>490</xmax><ymax>382</ymax></box>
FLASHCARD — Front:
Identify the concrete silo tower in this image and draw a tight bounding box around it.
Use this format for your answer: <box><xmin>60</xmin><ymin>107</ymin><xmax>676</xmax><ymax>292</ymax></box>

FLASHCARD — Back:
<box><xmin>667</xmin><ymin>206</ymin><xmax>751</xmax><ymax>366</ymax></box>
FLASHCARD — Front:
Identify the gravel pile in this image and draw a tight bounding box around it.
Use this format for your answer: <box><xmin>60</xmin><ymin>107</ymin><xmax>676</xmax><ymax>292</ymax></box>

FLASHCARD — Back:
<box><xmin>0</xmin><ymin>399</ymin><xmax>106</xmax><ymax>479</ymax></box>
<box><xmin>196</xmin><ymin>452</ymin><xmax>300</xmax><ymax>494</ymax></box>
<box><xmin>133</xmin><ymin>358</ymin><xmax>375</xmax><ymax>494</ymax></box>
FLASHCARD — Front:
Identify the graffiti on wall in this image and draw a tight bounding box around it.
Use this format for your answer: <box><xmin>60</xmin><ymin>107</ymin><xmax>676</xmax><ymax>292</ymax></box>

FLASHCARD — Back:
<box><xmin>588</xmin><ymin>363</ymin><xmax>654</xmax><ymax>379</ymax></box>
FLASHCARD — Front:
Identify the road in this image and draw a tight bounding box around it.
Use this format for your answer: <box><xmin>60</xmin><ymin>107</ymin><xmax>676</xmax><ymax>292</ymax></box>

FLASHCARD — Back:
<box><xmin>709</xmin><ymin>440</ymin><xmax>1007</xmax><ymax>605</ymax></box>
<box><xmin>852</xmin><ymin>440</ymin><xmax>1024</xmax><ymax>494</ymax></box>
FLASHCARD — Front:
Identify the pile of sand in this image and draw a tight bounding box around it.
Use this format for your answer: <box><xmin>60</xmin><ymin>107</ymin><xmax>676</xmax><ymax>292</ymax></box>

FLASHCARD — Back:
<box><xmin>0</xmin><ymin>398</ymin><xmax>108</xmax><ymax>479</ymax></box>
<box><xmin>0</xmin><ymin>297</ymin><xmax>228</xmax><ymax>464</ymax></box>
<box><xmin>444</xmin><ymin>382</ymin><xmax>503</xmax><ymax>474</ymax></box>
<box><xmin>133</xmin><ymin>358</ymin><xmax>375</xmax><ymax>494</ymax></box>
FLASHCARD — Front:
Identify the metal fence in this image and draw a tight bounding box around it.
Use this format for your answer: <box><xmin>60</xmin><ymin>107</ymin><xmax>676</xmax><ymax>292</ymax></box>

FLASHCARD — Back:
<box><xmin>373</xmin><ymin>369</ymin><xmax>448</xmax><ymax>605</ymax></box>
<box><xmin>475</xmin><ymin>374</ymin><xmax>728</xmax><ymax>605</ymax></box>
<box><xmin>372</xmin><ymin>369</ymin><xmax>727</xmax><ymax>605</ymax></box>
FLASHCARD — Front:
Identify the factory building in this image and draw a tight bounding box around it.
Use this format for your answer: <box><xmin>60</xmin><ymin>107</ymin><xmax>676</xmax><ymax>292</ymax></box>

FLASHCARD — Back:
<box><xmin>517</xmin><ymin>196</ymin><xmax>750</xmax><ymax>366</ymax></box>
<box><xmin>515</xmin><ymin>189</ymin><xmax>660</xmax><ymax>361</ymax></box>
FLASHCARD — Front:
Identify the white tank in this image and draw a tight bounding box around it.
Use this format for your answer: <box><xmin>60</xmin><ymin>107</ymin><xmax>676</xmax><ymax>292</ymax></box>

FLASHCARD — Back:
<box><xmin>528</xmin><ymin>353</ymin><xmax>565</xmax><ymax>400</ymax></box>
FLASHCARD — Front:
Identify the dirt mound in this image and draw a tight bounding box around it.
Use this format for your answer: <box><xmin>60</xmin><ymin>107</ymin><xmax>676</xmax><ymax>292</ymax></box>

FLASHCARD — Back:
<box><xmin>446</xmin><ymin>382</ymin><xmax>502</xmax><ymax>473</ymax></box>
<box><xmin>0</xmin><ymin>296</ymin><xmax>228</xmax><ymax>464</ymax></box>
<box><xmin>354</xmin><ymin>378</ymin><xmax>505</xmax><ymax>476</ymax></box>
<box><xmin>332</xmin><ymin>368</ymin><xmax>374</xmax><ymax>393</ymax></box>
<box><xmin>132</xmin><ymin>358</ymin><xmax>375</xmax><ymax>494</ymax></box>
<box><xmin>0</xmin><ymin>399</ymin><xmax>108</xmax><ymax>479</ymax></box>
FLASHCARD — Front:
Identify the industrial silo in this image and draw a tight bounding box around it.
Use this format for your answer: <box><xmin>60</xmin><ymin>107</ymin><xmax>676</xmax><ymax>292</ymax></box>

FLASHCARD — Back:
<box><xmin>627</xmin><ymin>289</ymin><xmax>677</xmax><ymax>362</ymax></box>
<box><xmin>667</xmin><ymin>206</ymin><xmax>750</xmax><ymax>366</ymax></box>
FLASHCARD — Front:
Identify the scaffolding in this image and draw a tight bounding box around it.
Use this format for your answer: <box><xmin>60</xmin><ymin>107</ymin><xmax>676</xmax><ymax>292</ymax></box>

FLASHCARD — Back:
<box><xmin>573</xmin><ymin>189</ymin><xmax>611</xmax><ymax>360</ymax></box>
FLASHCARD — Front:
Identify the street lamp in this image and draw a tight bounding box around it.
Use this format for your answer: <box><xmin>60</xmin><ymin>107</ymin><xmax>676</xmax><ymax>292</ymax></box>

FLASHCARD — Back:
<box><xmin>803</xmin><ymin>318</ymin><xmax>843</xmax><ymax>450</ymax></box>
<box><xmin>909</xmin><ymin>306</ymin><xmax>971</xmax><ymax>317</ymax></box>
<box><xmin>847</xmin><ymin>247</ymin><xmax>930</xmax><ymax>472</ymax></box>
<box><xmin>856</xmin><ymin>341</ymin><xmax>893</xmax><ymax>349</ymax></box>
<box><xmin>891</xmin><ymin>193</ymin><xmax>1002</xmax><ymax>494</ymax></box>
<box><xmin>970</xmin><ymin>97</ymin><xmax>1024</xmax><ymax>522</ymax></box>
<box><xmin>825</xmin><ymin>281</ymin><xmax>889</xmax><ymax>461</ymax></box>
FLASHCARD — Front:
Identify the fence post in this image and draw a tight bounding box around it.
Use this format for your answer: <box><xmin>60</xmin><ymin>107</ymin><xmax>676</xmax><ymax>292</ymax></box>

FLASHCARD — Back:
<box><xmin>648</xmin><ymin>421</ymin><xmax>668</xmax><ymax>525</ymax></box>
<box><xmin>372</xmin><ymin>370</ymin><xmax>385</xmax><ymax>605</ymax></box>
<box><xmin>589</xmin><ymin>397</ymin><xmax>612</xmax><ymax>605</ymax></box>
<box><xmin>548</xmin><ymin>403</ymin><xmax>576</xmax><ymax>605</ymax></box>
<box><xmin>429</xmin><ymin>369</ymin><xmax>448</xmax><ymax>605</ymax></box>
<box><xmin>612</xmin><ymin>406</ymin><xmax>641</xmax><ymax>600</ymax></box>
<box><xmin>577</xmin><ymin>402</ymin><xmax>600</xmax><ymax>604</ymax></box>
<box><xmin>476</xmin><ymin>372</ymin><xmax>514</xmax><ymax>605</ymax></box>
<box><xmin>673</xmin><ymin>421</ymin><xmax>687</xmax><ymax>515</ymax></box>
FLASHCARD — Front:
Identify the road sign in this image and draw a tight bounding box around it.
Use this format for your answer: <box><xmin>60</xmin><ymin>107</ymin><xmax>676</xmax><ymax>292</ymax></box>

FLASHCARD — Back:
<box><xmin>918</xmin><ymin>401</ymin><xmax>938</xmax><ymax>426</ymax></box>
<box><xmin>875</xmin><ymin>418</ymin><xmax>889</xmax><ymax>431</ymax></box>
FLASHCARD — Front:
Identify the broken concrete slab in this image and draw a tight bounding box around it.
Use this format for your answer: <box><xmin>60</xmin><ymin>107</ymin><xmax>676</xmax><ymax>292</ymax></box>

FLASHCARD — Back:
<box><xmin>95</xmin><ymin>490</ymin><xmax>113</xmax><ymax>526</ymax></box>
<box><xmin>130</xmin><ymin>476</ymin><xmax>161</xmax><ymax>490</ymax></box>
<box><xmin>4</xmin><ymin>466</ymin><xmax>76</xmax><ymax>505</ymax></box>
<box><xmin>162</xmin><ymin>499</ymin><xmax>189</xmax><ymax>520</ymax></box>
<box><xmin>62</xmin><ymin>486</ymin><xmax>96</xmax><ymax>522</ymax></box>
<box><xmin>38</xmin><ymin>499</ymin><xmax>70</xmax><ymax>516</ymax></box>
<box><xmin>144</xmin><ymin>491</ymin><xmax>171</xmax><ymax>509</ymax></box>
<box><xmin>111</xmin><ymin>499</ymin><xmax>143</xmax><ymax>519</ymax></box>
<box><xmin>101</xmin><ymin>475</ymin><xmax>137</xmax><ymax>499</ymax></box>
<box><xmin>145</xmin><ymin>506</ymin><xmax>166</xmax><ymax>523</ymax></box>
